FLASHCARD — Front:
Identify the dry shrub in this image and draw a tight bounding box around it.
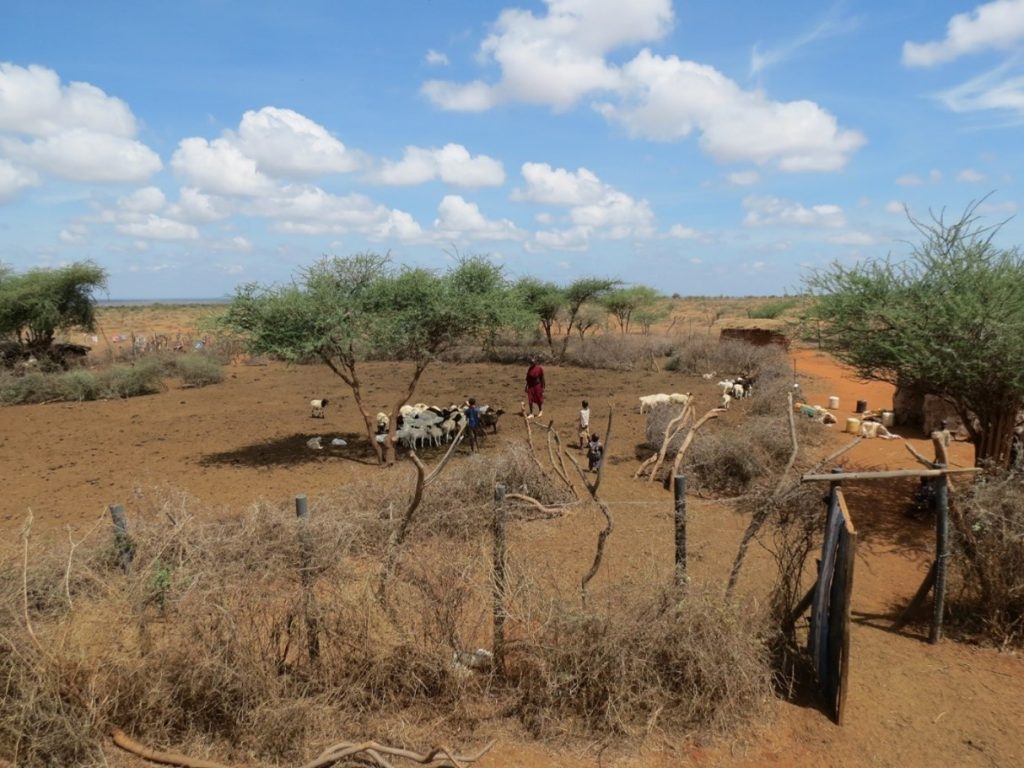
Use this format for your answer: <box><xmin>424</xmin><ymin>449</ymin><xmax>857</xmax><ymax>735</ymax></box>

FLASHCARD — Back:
<box><xmin>509</xmin><ymin>585</ymin><xmax>771</xmax><ymax>737</ymax></box>
<box><xmin>948</xmin><ymin>471</ymin><xmax>1024</xmax><ymax>646</ymax></box>
<box><xmin>664</xmin><ymin>337</ymin><xmax>789</xmax><ymax>380</ymax></box>
<box><xmin>562</xmin><ymin>334</ymin><xmax>675</xmax><ymax>371</ymax></box>
<box><xmin>1</xmin><ymin>450</ymin><xmax>766</xmax><ymax>765</ymax></box>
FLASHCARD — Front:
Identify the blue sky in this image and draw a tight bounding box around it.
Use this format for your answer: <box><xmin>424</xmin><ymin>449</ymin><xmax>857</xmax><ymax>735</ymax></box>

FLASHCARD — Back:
<box><xmin>2</xmin><ymin>0</ymin><xmax>1024</xmax><ymax>298</ymax></box>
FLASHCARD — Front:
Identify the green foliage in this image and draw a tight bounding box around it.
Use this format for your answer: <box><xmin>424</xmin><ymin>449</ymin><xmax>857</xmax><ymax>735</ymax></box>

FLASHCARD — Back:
<box><xmin>513</xmin><ymin>277</ymin><xmax>564</xmax><ymax>349</ymax></box>
<box><xmin>804</xmin><ymin>200</ymin><xmax>1024</xmax><ymax>465</ymax></box>
<box><xmin>601</xmin><ymin>286</ymin><xmax>660</xmax><ymax>333</ymax></box>
<box><xmin>167</xmin><ymin>353</ymin><xmax>224</xmax><ymax>387</ymax></box>
<box><xmin>558</xmin><ymin>277</ymin><xmax>619</xmax><ymax>359</ymax></box>
<box><xmin>747</xmin><ymin>297</ymin><xmax>799</xmax><ymax>319</ymax></box>
<box><xmin>0</xmin><ymin>261</ymin><xmax>107</xmax><ymax>349</ymax></box>
<box><xmin>96</xmin><ymin>358</ymin><xmax>165</xmax><ymax>399</ymax></box>
<box><xmin>219</xmin><ymin>253</ymin><xmax>519</xmax><ymax>462</ymax></box>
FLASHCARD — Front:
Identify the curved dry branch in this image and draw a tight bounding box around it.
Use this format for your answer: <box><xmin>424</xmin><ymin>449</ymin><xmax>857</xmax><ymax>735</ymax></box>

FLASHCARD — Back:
<box><xmin>578</xmin><ymin>409</ymin><xmax>614</xmax><ymax>604</ymax></box>
<box><xmin>376</xmin><ymin>453</ymin><xmax>427</xmax><ymax>604</ymax></box>
<box><xmin>303</xmin><ymin>739</ymin><xmax>496</xmax><ymax>768</ymax></box>
<box><xmin>669</xmin><ymin>408</ymin><xmax>724</xmax><ymax>479</ymax></box>
<box><xmin>543</xmin><ymin>421</ymin><xmax>577</xmax><ymax>497</ymax></box>
<box><xmin>112</xmin><ymin>728</ymin><xmax>234</xmax><ymax>768</ymax></box>
<box><xmin>645</xmin><ymin>403</ymin><xmax>695</xmax><ymax>482</ymax></box>
<box><xmin>424</xmin><ymin>423</ymin><xmax>466</xmax><ymax>487</ymax></box>
<box><xmin>772</xmin><ymin>392</ymin><xmax>799</xmax><ymax>496</ymax></box>
<box><xmin>506</xmin><ymin>493</ymin><xmax>567</xmax><ymax>519</ymax></box>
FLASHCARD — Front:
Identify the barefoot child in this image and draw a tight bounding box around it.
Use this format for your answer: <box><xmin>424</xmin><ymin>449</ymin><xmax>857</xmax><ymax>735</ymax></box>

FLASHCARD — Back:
<box><xmin>587</xmin><ymin>433</ymin><xmax>604</xmax><ymax>472</ymax></box>
<box><xmin>577</xmin><ymin>400</ymin><xmax>591</xmax><ymax>449</ymax></box>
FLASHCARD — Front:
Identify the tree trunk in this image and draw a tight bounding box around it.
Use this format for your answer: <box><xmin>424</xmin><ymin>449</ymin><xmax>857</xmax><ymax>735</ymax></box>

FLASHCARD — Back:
<box><xmin>542</xmin><ymin>321</ymin><xmax>554</xmax><ymax>352</ymax></box>
<box><xmin>384</xmin><ymin>361</ymin><xmax>430</xmax><ymax>467</ymax></box>
<box><xmin>972</xmin><ymin>400</ymin><xmax>1021</xmax><ymax>468</ymax></box>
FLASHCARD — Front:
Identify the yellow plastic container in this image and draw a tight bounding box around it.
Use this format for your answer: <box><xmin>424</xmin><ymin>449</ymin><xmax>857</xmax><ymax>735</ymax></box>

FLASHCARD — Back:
<box><xmin>845</xmin><ymin>417</ymin><xmax>861</xmax><ymax>435</ymax></box>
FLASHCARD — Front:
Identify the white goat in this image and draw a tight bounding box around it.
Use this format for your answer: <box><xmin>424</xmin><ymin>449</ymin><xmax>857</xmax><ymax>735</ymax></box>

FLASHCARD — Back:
<box><xmin>639</xmin><ymin>393</ymin><xmax>672</xmax><ymax>414</ymax></box>
<box><xmin>668</xmin><ymin>392</ymin><xmax>692</xmax><ymax>406</ymax></box>
<box><xmin>310</xmin><ymin>398</ymin><xmax>329</xmax><ymax>418</ymax></box>
<box><xmin>720</xmin><ymin>392</ymin><xmax>732</xmax><ymax>410</ymax></box>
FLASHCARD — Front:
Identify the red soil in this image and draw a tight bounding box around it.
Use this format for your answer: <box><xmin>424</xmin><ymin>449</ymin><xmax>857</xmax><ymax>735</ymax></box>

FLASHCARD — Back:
<box><xmin>1</xmin><ymin>347</ymin><xmax>1020</xmax><ymax>767</ymax></box>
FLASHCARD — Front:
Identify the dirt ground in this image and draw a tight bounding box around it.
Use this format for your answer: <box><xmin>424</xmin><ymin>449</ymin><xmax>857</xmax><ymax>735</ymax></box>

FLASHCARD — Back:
<box><xmin>2</xmin><ymin>336</ymin><xmax>1022</xmax><ymax>767</ymax></box>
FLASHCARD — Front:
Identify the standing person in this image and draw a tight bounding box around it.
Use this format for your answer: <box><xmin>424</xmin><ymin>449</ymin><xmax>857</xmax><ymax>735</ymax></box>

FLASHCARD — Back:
<box><xmin>577</xmin><ymin>400</ymin><xmax>591</xmax><ymax>449</ymax></box>
<box><xmin>525</xmin><ymin>357</ymin><xmax>545</xmax><ymax>418</ymax></box>
<box><xmin>465</xmin><ymin>398</ymin><xmax>481</xmax><ymax>452</ymax></box>
<box><xmin>587</xmin><ymin>433</ymin><xmax>604</xmax><ymax>473</ymax></box>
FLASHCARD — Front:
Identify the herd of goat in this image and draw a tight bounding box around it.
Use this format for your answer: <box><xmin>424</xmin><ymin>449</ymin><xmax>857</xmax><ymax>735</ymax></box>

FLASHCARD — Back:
<box><xmin>308</xmin><ymin>373</ymin><xmax>755</xmax><ymax>451</ymax></box>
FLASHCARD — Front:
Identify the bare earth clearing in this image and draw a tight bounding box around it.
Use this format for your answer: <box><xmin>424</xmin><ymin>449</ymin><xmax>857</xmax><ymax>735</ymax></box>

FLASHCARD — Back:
<box><xmin>2</xmin><ymin>310</ymin><xmax>1022</xmax><ymax>767</ymax></box>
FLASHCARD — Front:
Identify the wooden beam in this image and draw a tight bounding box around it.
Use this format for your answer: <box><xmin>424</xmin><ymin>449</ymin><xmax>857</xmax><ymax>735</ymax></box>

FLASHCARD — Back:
<box><xmin>802</xmin><ymin>467</ymin><xmax>980</xmax><ymax>483</ymax></box>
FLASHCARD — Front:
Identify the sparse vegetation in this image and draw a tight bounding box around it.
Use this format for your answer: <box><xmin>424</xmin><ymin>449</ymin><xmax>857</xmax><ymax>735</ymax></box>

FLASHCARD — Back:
<box><xmin>747</xmin><ymin>297</ymin><xmax>800</xmax><ymax>320</ymax></box>
<box><xmin>948</xmin><ymin>471</ymin><xmax>1024</xmax><ymax>646</ymax></box>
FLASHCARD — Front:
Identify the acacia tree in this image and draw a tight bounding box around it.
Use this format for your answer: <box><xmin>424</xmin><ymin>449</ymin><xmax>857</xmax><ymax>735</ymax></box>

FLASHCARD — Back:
<box><xmin>513</xmin><ymin>277</ymin><xmax>564</xmax><ymax>352</ymax></box>
<box><xmin>220</xmin><ymin>254</ymin><xmax>517</xmax><ymax>465</ymax></box>
<box><xmin>804</xmin><ymin>203</ymin><xmax>1024</xmax><ymax>467</ymax></box>
<box><xmin>602</xmin><ymin>286</ymin><xmax>660</xmax><ymax>334</ymax></box>
<box><xmin>558</xmin><ymin>277</ymin><xmax>619</xmax><ymax>359</ymax></box>
<box><xmin>0</xmin><ymin>261</ymin><xmax>107</xmax><ymax>352</ymax></box>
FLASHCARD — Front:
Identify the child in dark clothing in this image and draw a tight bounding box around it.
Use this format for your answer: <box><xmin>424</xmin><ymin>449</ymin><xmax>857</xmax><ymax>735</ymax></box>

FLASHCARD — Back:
<box><xmin>587</xmin><ymin>433</ymin><xmax>603</xmax><ymax>472</ymax></box>
<box><xmin>466</xmin><ymin>398</ymin><xmax>481</xmax><ymax>452</ymax></box>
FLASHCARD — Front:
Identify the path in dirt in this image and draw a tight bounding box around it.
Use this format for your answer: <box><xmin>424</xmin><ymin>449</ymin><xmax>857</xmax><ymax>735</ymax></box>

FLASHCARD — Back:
<box><xmin>2</xmin><ymin>348</ymin><xmax>1021</xmax><ymax>767</ymax></box>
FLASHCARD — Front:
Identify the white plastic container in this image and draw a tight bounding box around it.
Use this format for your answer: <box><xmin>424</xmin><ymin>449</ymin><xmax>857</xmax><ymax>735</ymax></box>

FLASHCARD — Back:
<box><xmin>828</xmin><ymin>396</ymin><xmax>840</xmax><ymax>410</ymax></box>
<box><xmin>881</xmin><ymin>411</ymin><xmax>895</xmax><ymax>428</ymax></box>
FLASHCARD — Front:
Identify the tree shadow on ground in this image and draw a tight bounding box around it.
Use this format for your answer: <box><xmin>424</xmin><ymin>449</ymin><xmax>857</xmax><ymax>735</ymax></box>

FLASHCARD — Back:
<box><xmin>841</xmin><ymin>478</ymin><xmax>935</xmax><ymax>558</ymax></box>
<box><xmin>199</xmin><ymin>432</ymin><xmax>379</xmax><ymax>468</ymax></box>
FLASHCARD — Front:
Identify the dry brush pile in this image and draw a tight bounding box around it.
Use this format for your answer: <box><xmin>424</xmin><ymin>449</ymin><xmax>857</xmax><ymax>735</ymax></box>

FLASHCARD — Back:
<box><xmin>1</xmin><ymin>440</ymin><xmax>772</xmax><ymax>766</ymax></box>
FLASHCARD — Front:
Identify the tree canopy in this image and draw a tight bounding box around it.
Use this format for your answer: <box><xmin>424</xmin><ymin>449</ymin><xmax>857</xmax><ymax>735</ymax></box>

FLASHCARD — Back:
<box><xmin>220</xmin><ymin>253</ymin><xmax>520</xmax><ymax>464</ymax></box>
<box><xmin>804</xmin><ymin>202</ymin><xmax>1024</xmax><ymax>466</ymax></box>
<box><xmin>602</xmin><ymin>286</ymin><xmax>661</xmax><ymax>334</ymax></box>
<box><xmin>0</xmin><ymin>261</ymin><xmax>107</xmax><ymax>350</ymax></box>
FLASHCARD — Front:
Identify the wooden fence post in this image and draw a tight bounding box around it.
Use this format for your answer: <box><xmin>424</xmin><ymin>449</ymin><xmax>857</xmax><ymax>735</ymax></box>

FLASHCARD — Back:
<box><xmin>109</xmin><ymin>503</ymin><xmax>134</xmax><ymax>574</ymax></box>
<box><xmin>295</xmin><ymin>494</ymin><xmax>320</xmax><ymax>662</ymax></box>
<box><xmin>673</xmin><ymin>474</ymin><xmax>687</xmax><ymax>587</ymax></box>
<box><xmin>930</xmin><ymin>468</ymin><xmax>949</xmax><ymax>644</ymax></box>
<box><xmin>492</xmin><ymin>484</ymin><xmax>507</xmax><ymax>676</ymax></box>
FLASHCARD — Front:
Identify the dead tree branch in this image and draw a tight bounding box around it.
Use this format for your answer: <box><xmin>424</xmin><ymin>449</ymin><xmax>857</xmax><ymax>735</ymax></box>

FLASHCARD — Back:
<box><xmin>506</xmin><ymin>493</ymin><xmax>567</xmax><ymax>519</ymax></box>
<box><xmin>669</xmin><ymin>408</ymin><xmax>724</xmax><ymax>478</ymax></box>
<box><xmin>302</xmin><ymin>738</ymin><xmax>496</xmax><ymax>768</ymax></box>
<box><xmin>637</xmin><ymin>403</ymin><xmax>693</xmax><ymax>481</ymax></box>
<box><xmin>376</xmin><ymin>453</ymin><xmax>427</xmax><ymax>604</ymax></box>
<box><xmin>424</xmin><ymin>422</ymin><xmax>466</xmax><ymax>487</ymax></box>
<box><xmin>111</xmin><ymin>728</ymin><xmax>234</xmax><ymax>768</ymax></box>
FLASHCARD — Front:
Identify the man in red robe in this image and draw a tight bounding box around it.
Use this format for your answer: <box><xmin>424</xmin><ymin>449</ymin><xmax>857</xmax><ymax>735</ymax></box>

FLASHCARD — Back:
<box><xmin>525</xmin><ymin>357</ymin><xmax>545</xmax><ymax>418</ymax></box>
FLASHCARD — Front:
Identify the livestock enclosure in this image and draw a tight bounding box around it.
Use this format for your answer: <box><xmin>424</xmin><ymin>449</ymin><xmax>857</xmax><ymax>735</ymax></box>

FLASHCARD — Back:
<box><xmin>1</xmin><ymin>303</ymin><xmax>1022</xmax><ymax>767</ymax></box>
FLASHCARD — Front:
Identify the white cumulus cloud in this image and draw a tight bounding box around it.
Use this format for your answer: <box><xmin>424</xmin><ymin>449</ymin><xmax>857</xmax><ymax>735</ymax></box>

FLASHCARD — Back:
<box><xmin>166</xmin><ymin>187</ymin><xmax>232</xmax><ymax>222</ymax></box>
<box><xmin>370</xmin><ymin>143</ymin><xmax>505</xmax><ymax>187</ymax></box>
<box><xmin>958</xmin><ymin>167</ymin><xmax>988</xmax><ymax>182</ymax></box>
<box><xmin>726</xmin><ymin>170</ymin><xmax>760</xmax><ymax>186</ymax></box>
<box><xmin>512</xmin><ymin>162</ymin><xmax>654</xmax><ymax>241</ymax></box>
<box><xmin>422</xmin><ymin>2</ymin><xmax>862</xmax><ymax>171</ymax></box>
<box><xmin>423</xmin><ymin>0</ymin><xmax>673</xmax><ymax>111</ymax></box>
<box><xmin>249</xmin><ymin>184</ymin><xmax>424</xmax><ymax>241</ymax></box>
<box><xmin>233</xmin><ymin>106</ymin><xmax>360</xmax><ymax>176</ymax></box>
<box><xmin>0</xmin><ymin>62</ymin><xmax>137</xmax><ymax>138</ymax></box>
<box><xmin>743</xmin><ymin>195</ymin><xmax>845</xmax><ymax>228</ymax></box>
<box><xmin>2</xmin><ymin>129</ymin><xmax>162</xmax><ymax>183</ymax></box>
<box><xmin>903</xmin><ymin>0</ymin><xmax>1024</xmax><ymax>67</ymax></box>
<box><xmin>116</xmin><ymin>214</ymin><xmax>200</xmax><ymax>241</ymax></box>
<box><xmin>599</xmin><ymin>50</ymin><xmax>865</xmax><ymax>171</ymax></box>
<box><xmin>425</xmin><ymin>49</ymin><xmax>449</xmax><ymax>66</ymax></box>
<box><xmin>171</xmin><ymin>137</ymin><xmax>276</xmax><ymax>196</ymax></box>
<box><xmin>433</xmin><ymin>195</ymin><xmax>525</xmax><ymax>241</ymax></box>
<box><xmin>0</xmin><ymin>64</ymin><xmax>161</xmax><ymax>186</ymax></box>
<box><xmin>0</xmin><ymin>158</ymin><xmax>39</xmax><ymax>202</ymax></box>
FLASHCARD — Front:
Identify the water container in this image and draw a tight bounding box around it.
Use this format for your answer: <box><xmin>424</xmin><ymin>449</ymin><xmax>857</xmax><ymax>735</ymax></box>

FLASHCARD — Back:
<box><xmin>855</xmin><ymin>399</ymin><xmax>868</xmax><ymax>414</ymax></box>
<box><xmin>881</xmin><ymin>411</ymin><xmax>895</xmax><ymax>428</ymax></box>
<box><xmin>828</xmin><ymin>396</ymin><xmax>840</xmax><ymax>410</ymax></box>
<box><xmin>845</xmin><ymin>417</ymin><xmax>861</xmax><ymax>435</ymax></box>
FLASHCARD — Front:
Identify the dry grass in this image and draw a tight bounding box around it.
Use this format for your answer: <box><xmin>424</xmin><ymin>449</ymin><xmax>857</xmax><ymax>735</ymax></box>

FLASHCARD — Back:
<box><xmin>508</xmin><ymin>584</ymin><xmax>772</xmax><ymax>738</ymax></box>
<box><xmin>0</xmin><ymin>448</ymin><xmax>770</xmax><ymax>765</ymax></box>
<box><xmin>948</xmin><ymin>471</ymin><xmax>1024</xmax><ymax>646</ymax></box>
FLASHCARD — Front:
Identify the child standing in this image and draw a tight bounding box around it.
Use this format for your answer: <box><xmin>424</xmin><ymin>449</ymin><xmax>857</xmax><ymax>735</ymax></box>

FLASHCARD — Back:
<box><xmin>577</xmin><ymin>400</ymin><xmax>591</xmax><ymax>450</ymax></box>
<box><xmin>465</xmin><ymin>398</ymin><xmax>481</xmax><ymax>452</ymax></box>
<box><xmin>587</xmin><ymin>433</ymin><xmax>604</xmax><ymax>473</ymax></box>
